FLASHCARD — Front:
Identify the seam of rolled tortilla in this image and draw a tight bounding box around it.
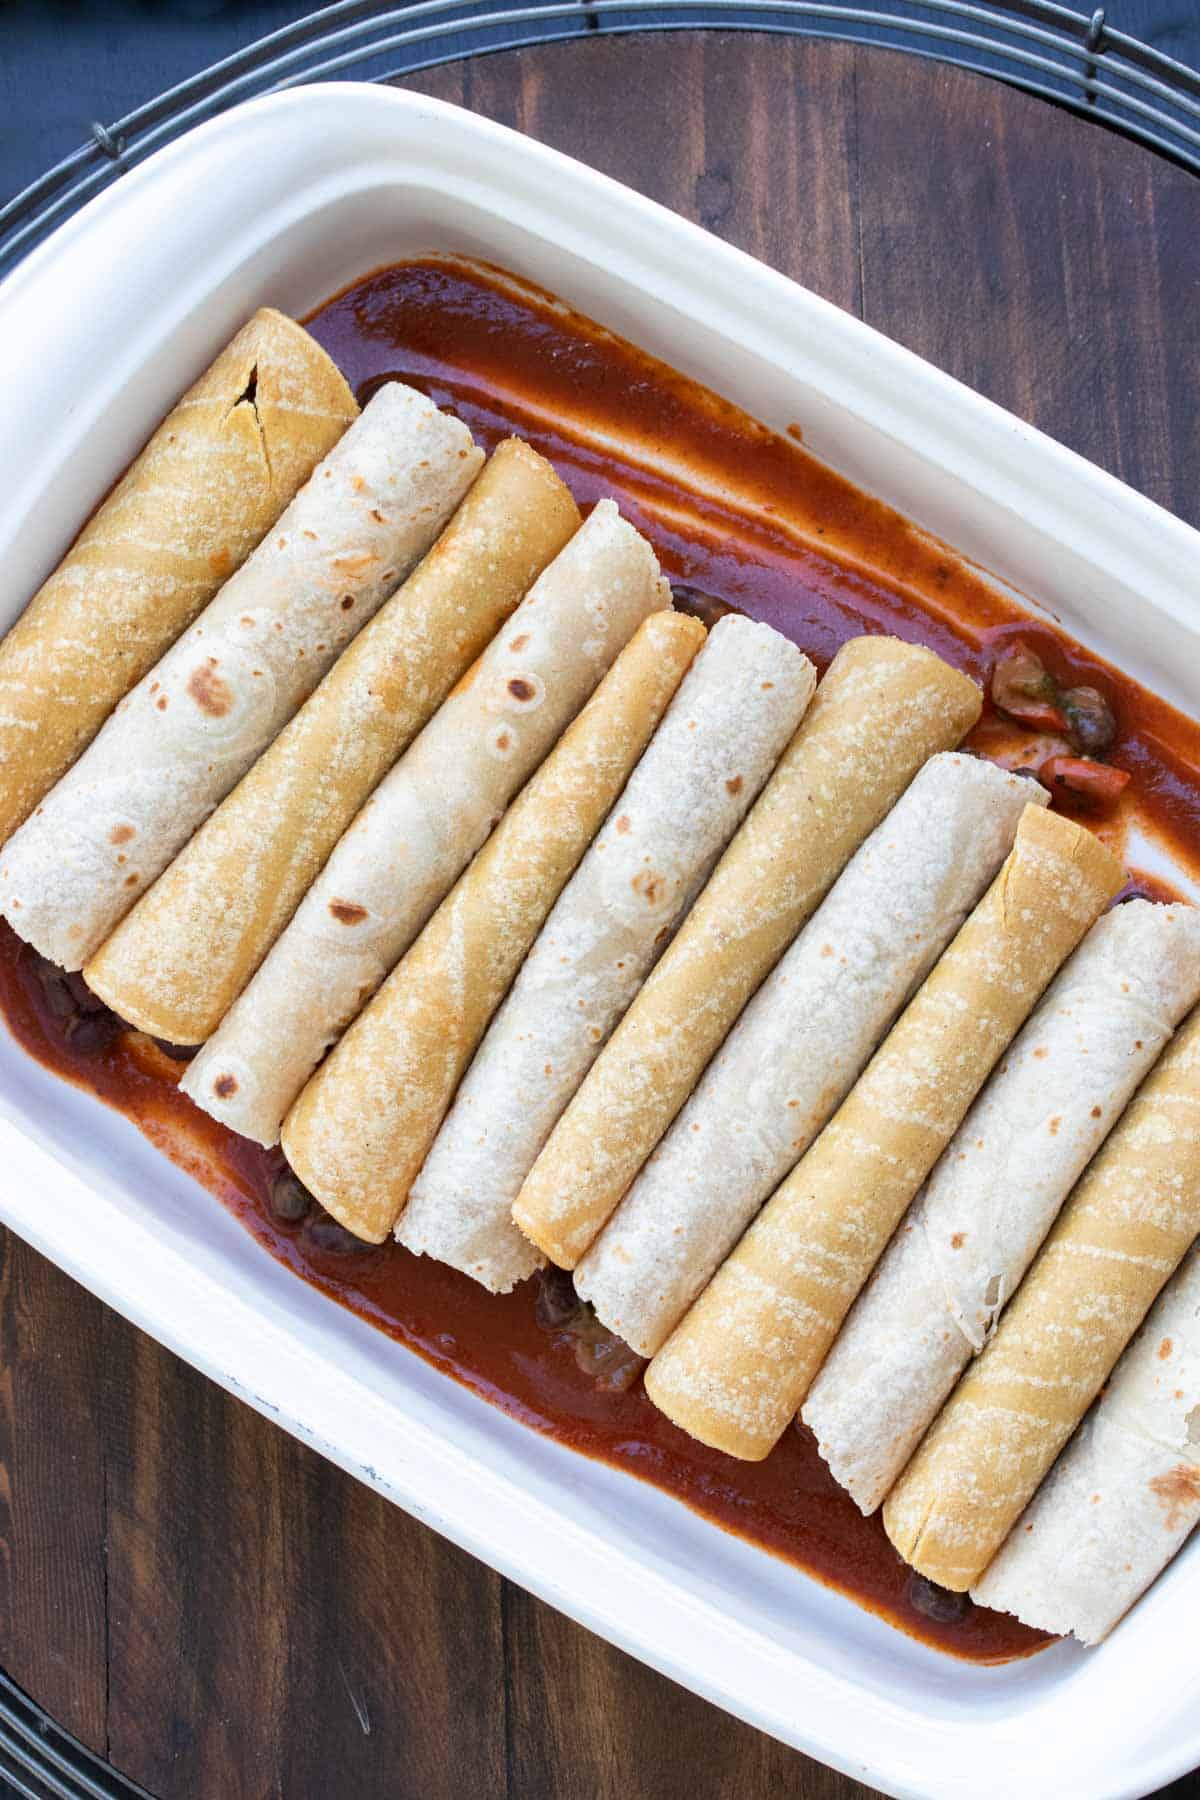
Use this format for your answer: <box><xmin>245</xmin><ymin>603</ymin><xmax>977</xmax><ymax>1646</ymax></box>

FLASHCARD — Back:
<box><xmin>244</xmin><ymin>500</ymin><xmax>670</xmax><ymax>1192</ymax></box>
<box><xmin>83</xmin><ymin>440</ymin><xmax>579</xmax><ymax>1043</ymax></box>
<box><xmin>283</xmin><ymin>610</ymin><xmax>702</xmax><ymax>1284</ymax></box>
<box><xmin>514</xmin><ymin>636</ymin><xmax>982</xmax><ymax>1270</ymax></box>
<box><xmin>398</xmin><ymin>613</ymin><xmax>815</xmax><ymax>1290</ymax></box>
<box><xmin>802</xmin><ymin>898</ymin><xmax>1200</xmax><ymax>1514</ymax></box>
<box><xmin>0</xmin><ymin>309</ymin><xmax>357</xmax><ymax>847</ymax></box>
<box><xmin>575</xmin><ymin>754</ymin><xmax>1047</xmax><ymax>1360</ymax></box>
<box><xmin>971</xmin><ymin>1246</ymin><xmax>1200</xmax><ymax>1644</ymax></box>
<box><xmin>1</xmin><ymin>383</ymin><xmax>481</xmax><ymax>971</ymax></box>
<box><xmin>643</xmin><ymin>803</ymin><xmax>1123</xmax><ymax>1451</ymax></box>
<box><xmin>883</xmin><ymin>1002</ymin><xmax>1200</xmax><ymax>1592</ymax></box>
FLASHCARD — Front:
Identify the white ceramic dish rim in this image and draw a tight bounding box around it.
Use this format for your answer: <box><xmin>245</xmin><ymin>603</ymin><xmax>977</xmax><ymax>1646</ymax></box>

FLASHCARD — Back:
<box><xmin>0</xmin><ymin>83</ymin><xmax>1197</xmax><ymax>1800</ymax></box>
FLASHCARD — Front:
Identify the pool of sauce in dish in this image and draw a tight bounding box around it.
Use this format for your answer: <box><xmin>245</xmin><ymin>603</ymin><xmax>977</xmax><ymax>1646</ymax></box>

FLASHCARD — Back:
<box><xmin>7</xmin><ymin>255</ymin><xmax>1200</xmax><ymax>1665</ymax></box>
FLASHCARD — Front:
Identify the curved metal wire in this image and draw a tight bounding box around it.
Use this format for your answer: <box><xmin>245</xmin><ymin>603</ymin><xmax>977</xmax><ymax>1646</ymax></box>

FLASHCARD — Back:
<box><xmin>1</xmin><ymin>0</ymin><xmax>1198</xmax><ymax>280</ymax></box>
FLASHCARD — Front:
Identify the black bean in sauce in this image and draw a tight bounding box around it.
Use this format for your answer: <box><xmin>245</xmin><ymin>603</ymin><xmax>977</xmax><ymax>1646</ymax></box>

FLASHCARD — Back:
<box><xmin>31</xmin><ymin>958</ymin><xmax>122</xmax><ymax>1053</ymax></box>
<box><xmin>908</xmin><ymin>1573</ymin><xmax>971</xmax><ymax>1624</ymax></box>
<box><xmin>305</xmin><ymin>1209</ymin><xmax>375</xmax><ymax>1255</ymax></box>
<box><xmin>269</xmin><ymin>1167</ymin><xmax>314</xmax><ymax>1224</ymax></box>
<box><xmin>534</xmin><ymin>1264</ymin><xmax>583</xmax><ymax>1331</ymax></box>
<box><xmin>533</xmin><ymin>1267</ymin><xmax>646</xmax><ymax>1392</ymax></box>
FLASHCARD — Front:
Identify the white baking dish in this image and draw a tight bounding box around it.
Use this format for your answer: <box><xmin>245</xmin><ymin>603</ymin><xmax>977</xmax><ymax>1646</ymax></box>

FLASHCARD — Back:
<box><xmin>0</xmin><ymin>84</ymin><xmax>1197</xmax><ymax>1800</ymax></box>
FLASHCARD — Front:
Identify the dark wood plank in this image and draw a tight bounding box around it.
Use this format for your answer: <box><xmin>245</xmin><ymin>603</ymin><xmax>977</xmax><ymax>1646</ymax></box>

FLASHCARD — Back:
<box><xmin>454</xmin><ymin>33</ymin><xmax>863</xmax><ymax>319</ymax></box>
<box><xmin>101</xmin><ymin>1315</ymin><xmax>505</xmax><ymax>1799</ymax></box>
<box><xmin>1</xmin><ymin>32</ymin><xmax>1197</xmax><ymax>1800</ymax></box>
<box><xmin>851</xmin><ymin>52</ymin><xmax>1200</xmax><ymax>529</ymax></box>
<box><xmin>502</xmin><ymin>1580</ymin><xmax>866</xmax><ymax>1800</ymax></box>
<box><xmin>0</xmin><ymin>1236</ymin><xmax>107</xmax><ymax>1754</ymax></box>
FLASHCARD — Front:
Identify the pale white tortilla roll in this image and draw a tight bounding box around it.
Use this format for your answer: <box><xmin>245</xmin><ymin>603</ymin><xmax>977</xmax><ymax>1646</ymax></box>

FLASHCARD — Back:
<box><xmin>403</xmin><ymin>615</ymin><xmax>815</xmax><ymax>1287</ymax></box>
<box><xmin>1</xmin><ymin>384</ymin><xmax>480</xmax><ymax>969</ymax></box>
<box><xmin>85</xmin><ymin>440</ymin><xmax>578</xmax><ymax>1042</ymax></box>
<box><xmin>212</xmin><ymin>501</ymin><xmax>669</xmax><ymax>1171</ymax></box>
<box><xmin>804</xmin><ymin>899</ymin><xmax>1200</xmax><ymax>1513</ymax></box>
<box><xmin>972</xmin><ymin>1247</ymin><xmax>1200</xmax><ymax>1644</ymax></box>
<box><xmin>279</xmin><ymin>612</ymin><xmax>705</xmax><ymax>1274</ymax></box>
<box><xmin>574</xmin><ymin>754</ymin><xmax>1043</xmax><ymax>1357</ymax></box>
<box><xmin>516</xmin><ymin>639</ymin><xmax>982</xmax><ymax>1271</ymax></box>
<box><xmin>884</xmin><ymin>1006</ymin><xmax>1200</xmax><ymax>1591</ymax></box>
<box><xmin>0</xmin><ymin>308</ymin><xmax>356</xmax><ymax>845</ymax></box>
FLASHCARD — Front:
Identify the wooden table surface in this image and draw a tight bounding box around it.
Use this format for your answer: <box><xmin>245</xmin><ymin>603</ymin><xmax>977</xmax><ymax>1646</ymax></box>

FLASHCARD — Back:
<box><xmin>2</xmin><ymin>32</ymin><xmax>1198</xmax><ymax>1800</ymax></box>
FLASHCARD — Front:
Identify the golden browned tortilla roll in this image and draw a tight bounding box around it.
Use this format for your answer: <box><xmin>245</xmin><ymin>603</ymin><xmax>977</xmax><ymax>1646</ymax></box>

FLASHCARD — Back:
<box><xmin>406</xmin><ymin>615</ymin><xmax>815</xmax><ymax>1290</ymax></box>
<box><xmin>1</xmin><ymin>384</ymin><xmax>481</xmax><ymax>970</ymax></box>
<box><xmin>804</xmin><ymin>899</ymin><xmax>1200</xmax><ymax>1514</ymax></box>
<box><xmin>884</xmin><ymin>1005</ymin><xmax>1200</xmax><ymax>1592</ymax></box>
<box><xmin>515</xmin><ymin>637</ymin><xmax>982</xmax><ymax>1269</ymax></box>
<box><xmin>0</xmin><ymin>309</ymin><xmax>356</xmax><ymax>845</ymax></box>
<box><xmin>972</xmin><ymin>1247</ymin><xmax>1200</xmax><ymax>1644</ymax></box>
<box><xmin>576</xmin><ymin>756</ymin><xmax>1045</xmax><ymax>1359</ymax></box>
<box><xmin>84</xmin><ymin>441</ymin><xmax>578</xmax><ymax>1043</ymax></box>
<box><xmin>211</xmin><ymin>500</ymin><xmax>668</xmax><ymax>1171</ymax></box>
<box><xmin>287</xmin><ymin>612</ymin><xmax>704</xmax><ymax>1271</ymax></box>
<box><xmin>644</xmin><ymin>805</ymin><xmax>1123</xmax><ymax>1450</ymax></box>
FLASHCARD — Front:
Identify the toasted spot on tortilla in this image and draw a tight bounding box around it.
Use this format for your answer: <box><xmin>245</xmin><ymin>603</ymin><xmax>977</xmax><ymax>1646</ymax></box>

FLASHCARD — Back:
<box><xmin>633</xmin><ymin>870</ymin><xmax>664</xmax><ymax>905</ymax></box>
<box><xmin>214</xmin><ymin>1073</ymin><xmax>238</xmax><ymax>1099</ymax></box>
<box><xmin>1149</xmin><ymin>1464</ymin><xmax>1200</xmax><ymax>1531</ymax></box>
<box><xmin>329</xmin><ymin>900</ymin><xmax>369</xmax><ymax>926</ymax></box>
<box><xmin>186</xmin><ymin>662</ymin><xmax>233</xmax><ymax>717</ymax></box>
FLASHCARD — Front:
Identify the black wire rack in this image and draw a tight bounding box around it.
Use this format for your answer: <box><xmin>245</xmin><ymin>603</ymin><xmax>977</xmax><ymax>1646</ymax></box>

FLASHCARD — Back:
<box><xmin>1</xmin><ymin>0</ymin><xmax>1199</xmax><ymax>282</ymax></box>
<box><xmin>0</xmin><ymin>1670</ymin><xmax>149</xmax><ymax>1800</ymax></box>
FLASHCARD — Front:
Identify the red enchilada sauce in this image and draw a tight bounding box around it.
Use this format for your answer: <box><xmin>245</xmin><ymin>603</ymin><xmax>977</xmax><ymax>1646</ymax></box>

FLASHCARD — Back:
<box><xmin>6</xmin><ymin>256</ymin><xmax>1200</xmax><ymax>1665</ymax></box>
